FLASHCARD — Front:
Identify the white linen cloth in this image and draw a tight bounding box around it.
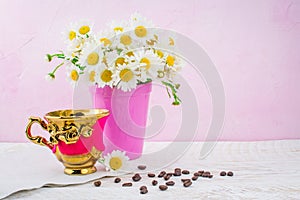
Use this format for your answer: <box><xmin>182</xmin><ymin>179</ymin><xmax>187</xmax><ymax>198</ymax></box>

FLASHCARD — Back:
<box><xmin>1</xmin><ymin>140</ymin><xmax>300</xmax><ymax>199</ymax></box>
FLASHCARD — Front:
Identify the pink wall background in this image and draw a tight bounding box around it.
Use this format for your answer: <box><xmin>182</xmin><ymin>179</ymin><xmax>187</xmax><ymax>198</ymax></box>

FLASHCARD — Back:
<box><xmin>0</xmin><ymin>0</ymin><xmax>300</xmax><ymax>142</ymax></box>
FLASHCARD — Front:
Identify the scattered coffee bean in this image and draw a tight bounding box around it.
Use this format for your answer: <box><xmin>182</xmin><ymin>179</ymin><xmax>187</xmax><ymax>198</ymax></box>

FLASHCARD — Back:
<box><xmin>140</xmin><ymin>188</ymin><xmax>148</xmax><ymax>194</ymax></box>
<box><xmin>114</xmin><ymin>177</ymin><xmax>121</xmax><ymax>183</ymax></box>
<box><xmin>94</xmin><ymin>180</ymin><xmax>101</xmax><ymax>187</ymax></box>
<box><xmin>202</xmin><ymin>171</ymin><xmax>211</xmax><ymax>177</ymax></box>
<box><xmin>183</xmin><ymin>180</ymin><xmax>192</xmax><ymax>187</ymax></box>
<box><xmin>220</xmin><ymin>171</ymin><xmax>227</xmax><ymax>176</ymax></box>
<box><xmin>198</xmin><ymin>170</ymin><xmax>204</xmax><ymax>174</ymax></box>
<box><xmin>159</xmin><ymin>185</ymin><xmax>168</xmax><ymax>191</ymax></box>
<box><xmin>194</xmin><ymin>172</ymin><xmax>201</xmax><ymax>177</ymax></box>
<box><xmin>152</xmin><ymin>180</ymin><xmax>158</xmax><ymax>186</ymax></box>
<box><xmin>227</xmin><ymin>171</ymin><xmax>234</xmax><ymax>176</ymax></box>
<box><xmin>181</xmin><ymin>178</ymin><xmax>190</xmax><ymax>183</ymax></box>
<box><xmin>164</xmin><ymin>174</ymin><xmax>172</xmax><ymax>181</ymax></box>
<box><xmin>166</xmin><ymin>181</ymin><xmax>175</xmax><ymax>186</ymax></box>
<box><xmin>192</xmin><ymin>176</ymin><xmax>198</xmax><ymax>181</ymax></box>
<box><xmin>158</xmin><ymin>171</ymin><xmax>166</xmax><ymax>178</ymax></box>
<box><xmin>122</xmin><ymin>182</ymin><xmax>133</xmax><ymax>187</ymax></box>
<box><xmin>148</xmin><ymin>173</ymin><xmax>155</xmax><ymax>178</ymax></box>
<box><xmin>208</xmin><ymin>175</ymin><xmax>213</xmax><ymax>178</ymax></box>
<box><xmin>173</xmin><ymin>168</ymin><xmax>181</xmax><ymax>176</ymax></box>
<box><xmin>137</xmin><ymin>165</ymin><xmax>147</xmax><ymax>170</ymax></box>
<box><xmin>140</xmin><ymin>186</ymin><xmax>147</xmax><ymax>191</ymax></box>
<box><xmin>132</xmin><ymin>173</ymin><xmax>142</xmax><ymax>182</ymax></box>
<box><xmin>182</xmin><ymin>170</ymin><xmax>190</xmax><ymax>174</ymax></box>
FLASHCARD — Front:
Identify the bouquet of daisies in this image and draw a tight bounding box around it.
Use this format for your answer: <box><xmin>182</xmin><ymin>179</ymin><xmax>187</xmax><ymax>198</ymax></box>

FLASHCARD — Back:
<box><xmin>46</xmin><ymin>13</ymin><xmax>182</xmax><ymax>105</ymax></box>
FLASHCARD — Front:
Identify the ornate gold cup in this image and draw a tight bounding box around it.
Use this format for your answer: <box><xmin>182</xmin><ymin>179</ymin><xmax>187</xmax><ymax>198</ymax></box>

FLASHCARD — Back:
<box><xmin>25</xmin><ymin>109</ymin><xmax>109</xmax><ymax>175</ymax></box>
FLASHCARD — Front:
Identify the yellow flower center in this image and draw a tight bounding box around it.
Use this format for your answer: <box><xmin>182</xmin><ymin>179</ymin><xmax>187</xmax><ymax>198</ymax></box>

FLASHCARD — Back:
<box><xmin>140</xmin><ymin>57</ymin><xmax>151</xmax><ymax>70</ymax></box>
<box><xmin>101</xmin><ymin>69</ymin><xmax>113</xmax><ymax>83</ymax></box>
<box><xmin>155</xmin><ymin>50</ymin><xmax>164</xmax><ymax>58</ymax></box>
<box><xmin>79</xmin><ymin>25</ymin><xmax>90</xmax><ymax>35</ymax></box>
<box><xmin>135</xmin><ymin>26</ymin><xmax>147</xmax><ymax>37</ymax></box>
<box><xmin>126</xmin><ymin>51</ymin><xmax>134</xmax><ymax>57</ymax></box>
<box><xmin>70</xmin><ymin>70</ymin><xmax>79</xmax><ymax>81</ymax></box>
<box><xmin>169</xmin><ymin>37</ymin><xmax>175</xmax><ymax>46</ymax></box>
<box><xmin>115</xmin><ymin>57</ymin><xmax>127</xmax><ymax>66</ymax></box>
<box><xmin>120</xmin><ymin>69</ymin><xmax>134</xmax><ymax>82</ymax></box>
<box><xmin>89</xmin><ymin>71</ymin><xmax>96</xmax><ymax>82</ymax></box>
<box><xmin>109</xmin><ymin>157</ymin><xmax>122</xmax><ymax>170</ymax></box>
<box><xmin>113</xmin><ymin>27</ymin><xmax>124</xmax><ymax>32</ymax></box>
<box><xmin>87</xmin><ymin>52</ymin><xmax>99</xmax><ymax>65</ymax></box>
<box><xmin>69</xmin><ymin>31</ymin><xmax>76</xmax><ymax>40</ymax></box>
<box><xmin>166</xmin><ymin>55</ymin><xmax>175</xmax><ymax>66</ymax></box>
<box><xmin>100</xmin><ymin>38</ymin><xmax>112</xmax><ymax>46</ymax></box>
<box><xmin>120</xmin><ymin>35</ymin><xmax>132</xmax><ymax>45</ymax></box>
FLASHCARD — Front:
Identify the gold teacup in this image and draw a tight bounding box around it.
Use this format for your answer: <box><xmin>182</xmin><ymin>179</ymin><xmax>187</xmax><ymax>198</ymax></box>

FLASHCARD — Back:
<box><xmin>25</xmin><ymin>109</ymin><xmax>109</xmax><ymax>175</ymax></box>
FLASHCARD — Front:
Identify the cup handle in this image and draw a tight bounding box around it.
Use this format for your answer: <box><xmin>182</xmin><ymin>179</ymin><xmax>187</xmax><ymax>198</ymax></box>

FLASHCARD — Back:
<box><xmin>25</xmin><ymin>117</ymin><xmax>54</xmax><ymax>150</ymax></box>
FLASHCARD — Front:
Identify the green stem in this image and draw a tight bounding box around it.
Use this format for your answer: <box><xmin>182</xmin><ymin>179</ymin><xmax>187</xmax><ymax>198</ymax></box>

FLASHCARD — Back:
<box><xmin>162</xmin><ymin>81</ymin><xmax>181</xmax><ymax>105</ymax></box>
<box><xmin>51</xmin><ymin>62</ymin><xmax>64</xmax><ymax>74</ymax></box>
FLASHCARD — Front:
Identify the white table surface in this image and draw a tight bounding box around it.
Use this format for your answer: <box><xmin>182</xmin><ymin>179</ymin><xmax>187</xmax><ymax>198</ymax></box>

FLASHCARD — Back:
<box><xmin>1</xmin><ymin>140</ymin><xmax>300</xmax><ymax>200</ymax></box>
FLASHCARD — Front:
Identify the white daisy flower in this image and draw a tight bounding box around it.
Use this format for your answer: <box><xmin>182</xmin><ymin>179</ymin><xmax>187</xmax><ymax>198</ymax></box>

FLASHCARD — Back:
<box><xmin>103</xmin><ymin>150</ymin><xmax>129</xmax><ymax>171</ymax></box>
<box><xmin>77</xmin><ymin>20</ymin><xmax>93</xmax><ymax>36</ymax></box>
<box><xmin>78</xmin><ymin>41</ymin><xmax>103</xmax><ymax>69</ymax></box>
<box><xmin>62</xmin><ymin>22</ymin><xmax>79</xmax><ymax>43</ymax></box>
<box><xmin>135</xmin><ymin>50</ymin><xmax>164</xmax><ymax>80</ymax></box>
<box><xmin>164</xmin><ymin>53</ymin><xmax>182</xmax><ymax>80</ymax></box>
<box><xmin>114</xmin><ymin>31</ymin><xmax>137</xmax><ymax>50</ymax></box>
<box><xmin>113</xmin><ymin>63</ymin><xmax>139</xmax><ymax>92</ymax></box>
<box><xmin>95</xmin><ymin>64</ymin><xmax>115</xmax><ymax>88</ymax></box>
<box><xmin>65</xmin><ymin>63</ymin><xmax>81</xmax><ymax>86</ymax></box>
<box><xmin>130</xmin><ymin>12</ymin><xmax>155</xmax><ymax>44</ymax></box>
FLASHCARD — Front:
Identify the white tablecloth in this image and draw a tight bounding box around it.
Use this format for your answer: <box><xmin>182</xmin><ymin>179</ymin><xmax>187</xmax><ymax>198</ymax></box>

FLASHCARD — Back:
<box><xmin>1</xmin><ymin>140</ymin><xmax>300</xmax><ymax>199</ymax></box>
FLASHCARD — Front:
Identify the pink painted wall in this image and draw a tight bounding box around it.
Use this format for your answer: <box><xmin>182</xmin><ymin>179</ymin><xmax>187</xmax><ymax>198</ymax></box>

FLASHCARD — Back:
<box><xmin>0</xmin><ymin>0</ymin><xmax>300</xmax><ymax>142</ymax></box>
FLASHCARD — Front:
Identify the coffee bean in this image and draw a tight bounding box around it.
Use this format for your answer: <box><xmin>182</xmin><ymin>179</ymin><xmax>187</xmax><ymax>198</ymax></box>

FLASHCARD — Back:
<box><xmin>132</xmin><ymin>173</ymin><xmax>142</xmax><ymax>182</ymax></box>
<box><xmin>140</xmin><ymin>186</ymin><xmax>147</xmax><ymax>190</ymax></box>
<box><xmin>202</xmin><ymin>172</ymin><xmax>211</xmax><ymax>177</ymax></box>
<box><xmin>137</xmin><ymin>165</ymin><xmax>146</xmax><ymax>170</ymax></box>
<box><xmin>183</xmin><ymin>180</ymin><xmax>192</xmax><ymax>187</ymax></box>
<box><xmin>159</xmin><ymin>185</ymin><xmax>168</xmax><ymax>191</ymax></box>
<box><xmin>158</xmin><ymin>171</ymin><xmax>166</xmax><ymax>178</ymax></box>
<box><xmin>166</xmin><ymin>181</ymin><xmax>175</xmax><ymax>186</ymax></box>
<box><xmin>198</xmin><ymin>170</ymin><xmax>204</xmax><ymax>174</ymax></box>
<box><xmin>173</xmin><ymin>171</ymin><xmax>181</xmax><ymax>176</ymax></box>
<box><xmin>220</xmin><ymin>171</ymin><xmax>227</xmax><ymax>176</ymax></box>
<box><xmin>208</xmin><ymin>175</ymin><xmax>213</xmax><ymax>178</ymax></box>
<box><xmin>140</xmin><ymin>188</ymin><xmax>148</xmax><ymax>194</ymax></box>
<box><xmin>148</xmin><ymin>173</ymin><xmax>155</xmax><ymax>178</ymax></box>
<box><xmin>181</xmin><ymin>178</ymin><xmax>190</xmax><ymax>183</ymax></box>
<box><xmin>122</xmin><ymin>182</ymin><xmax>133</xmax><ymax>187</ymax></box>
<box><xmin>192</xmin><ymin>176</ymin><xmax>198</xmax><ymax>181</ymax></box>
<box><xmin>194</xmin><ymin>172</ymin><xmax>201</xmax><ymax>177</ymax></box>
<box><xmin>94</xmin><ymin>180</ymin><xmax>101</xmax><ymax>187</ymax></box>
<box><xmin>227</xmin><ymin>171</ymin><xmax>234</xmax><ymax>176</ymax></box>
<box><xmin>114</xmin><ymin>177</ymin><xmax>121</xmax><ymax>183</ymax></box>
<box><xmin>182</xmin><ymin>170</ymin><xmax>190</xmax><ymax>174</ymax></box>
<box><xmin>164</xmin><ymin>174</ymin><xmax>172</xmax><ymax>181</ymax></box>
<box><xmin>152</xmin><ymin>180</ymin><xmax>158</xmax><ymax>186</ymax></box>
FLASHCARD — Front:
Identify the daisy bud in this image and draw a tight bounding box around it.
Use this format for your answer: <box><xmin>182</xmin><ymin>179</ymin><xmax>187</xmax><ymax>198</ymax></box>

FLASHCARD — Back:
<box><xmin>45</xmin><ymin>73</ymin><xmax>55</xmax><ymax>81</ymax></box>
<box><xmin>172</xmin><ymin>101</ymin><xmax>180</xmax><ymax>106</ymax></box>
<box><xmin>45</xmin><ymin>54</ymin><xmax>52</xmax><ymax>62</ymax></box>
